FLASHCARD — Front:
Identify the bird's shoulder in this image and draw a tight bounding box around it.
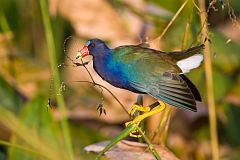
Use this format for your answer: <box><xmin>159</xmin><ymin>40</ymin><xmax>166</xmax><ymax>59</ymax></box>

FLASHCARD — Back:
<box><xmin>112</xmin><ymin>45</ymin><xmax>166</xmax><ymax>55</ymax></box>
<box><xmin>111</xmin><ymin>45</ymin><xmax>178</xmax><ymax>67</ymax></box>
<box><xmin>109</xmin><ymin>45</ymin><xmax>181</xmax><ymax>74</ymax></box>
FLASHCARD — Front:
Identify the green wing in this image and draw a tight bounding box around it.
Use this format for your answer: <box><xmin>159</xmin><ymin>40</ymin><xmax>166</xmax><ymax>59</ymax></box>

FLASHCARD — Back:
<box><xmin>112</xmin><ymin>46</ymin><xmax>197</xmax><ymax>111</ymax></box>
<box><xmin>128</xmin><ymin>72</ymin><xmax>197</xmax><ymax>111</ymax></box>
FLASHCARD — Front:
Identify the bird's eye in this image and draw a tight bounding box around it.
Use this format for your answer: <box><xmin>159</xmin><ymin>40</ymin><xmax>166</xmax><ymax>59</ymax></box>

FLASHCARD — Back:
<box><xmin>88</xmin><ymin>43</ymin><xmax>95</xmax><ymax>49</ymax></box>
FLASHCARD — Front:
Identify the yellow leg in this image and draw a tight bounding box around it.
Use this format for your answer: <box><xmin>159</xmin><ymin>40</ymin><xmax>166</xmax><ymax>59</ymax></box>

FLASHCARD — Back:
<box><xmin>125</xmin><ymin>100</ymin><xmax>166</xmax><ymax>137</ymax></box>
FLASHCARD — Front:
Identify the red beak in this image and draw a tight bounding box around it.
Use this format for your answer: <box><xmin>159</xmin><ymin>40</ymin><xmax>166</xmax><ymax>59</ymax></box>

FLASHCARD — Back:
<box><xmin>76</xmin><ymin>45</ymin><xmax>89</xmax><ymax>59</ymax></box>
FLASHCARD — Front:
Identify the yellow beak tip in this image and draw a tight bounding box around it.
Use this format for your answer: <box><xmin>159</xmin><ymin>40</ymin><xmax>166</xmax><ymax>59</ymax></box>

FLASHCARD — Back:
<box><xmin>75</xmin><ymin>53</ymin><xmax>82</xmax><ymax>59</ymax></box>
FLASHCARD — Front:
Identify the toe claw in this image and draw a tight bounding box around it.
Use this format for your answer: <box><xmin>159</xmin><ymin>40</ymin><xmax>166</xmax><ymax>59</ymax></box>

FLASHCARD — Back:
<box><xmin>125</xmin><ymin>100</ymin><xmax>166</xmax><ymax>138</ymax></box>
<box><xmin>125</xmin><ymin>121</ymin><xmax>142</xmax><ymax>138</ymax></box>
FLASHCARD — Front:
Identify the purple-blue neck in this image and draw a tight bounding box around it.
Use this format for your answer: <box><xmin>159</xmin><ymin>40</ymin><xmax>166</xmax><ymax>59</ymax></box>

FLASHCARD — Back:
<box><xmin>87</xmin><ymin>38</ymin><xmax>144</xmax><ymax>93</ymax></box>
<box><xmin>87</xmin><ymin>39</ymin><xmax>112</xmax><ymax>81</ymax></box>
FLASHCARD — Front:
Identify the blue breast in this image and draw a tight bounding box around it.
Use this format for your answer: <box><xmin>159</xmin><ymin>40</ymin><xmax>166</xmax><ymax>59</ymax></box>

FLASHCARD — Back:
<box><xmin>93</xmin><ymin>54</ymin><xmax>143</xmax><ymax>93</ymax></box>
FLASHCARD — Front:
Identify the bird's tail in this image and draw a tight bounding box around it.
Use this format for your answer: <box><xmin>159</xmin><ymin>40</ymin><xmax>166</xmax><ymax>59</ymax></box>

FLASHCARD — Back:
<box><xmin>173</xmin><ymin>44</ymin><xmax>204</xmax><ymax>73</ymax></box>
<box><xmin>171</xmin><ymin>44</ymin><xmax>205</xmax><ymax>61</ymax></box>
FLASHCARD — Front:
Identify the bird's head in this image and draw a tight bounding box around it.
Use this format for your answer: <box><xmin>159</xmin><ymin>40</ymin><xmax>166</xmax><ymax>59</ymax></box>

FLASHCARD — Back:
<box><xmin>75</xmin><ymin>39</ymin><xmax>109</xmax><ymax>59</ymax></box>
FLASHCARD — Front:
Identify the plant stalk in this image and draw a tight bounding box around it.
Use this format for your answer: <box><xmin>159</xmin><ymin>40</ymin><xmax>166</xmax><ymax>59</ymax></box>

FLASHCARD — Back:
<box><xmin>39</xmin><ymin>0</ymin><xmax>73</xmax><ymax>160</ymax></box>
<box><xmin>198</xmin><ymin>0</ymin><xmax>219</xmax><ymax>160</ymax></box>
<box><xmin>137</xmin><ymin>126</ymin><xmax>161</xmax><ymax>160</ymax></box>
<box><xmin>151</xmin><ymin>0</ymin><xmax>188</xmax><ymax>47</ymax></box>
<box><xmin>95</xmin><ymin>124</ymin><xmax>136</xmax><ymax>160</ymax></box>
<box><xmin>0</xmin><ymin>140</ymin><xmax>49</xmax><ymax>159</ymax></box>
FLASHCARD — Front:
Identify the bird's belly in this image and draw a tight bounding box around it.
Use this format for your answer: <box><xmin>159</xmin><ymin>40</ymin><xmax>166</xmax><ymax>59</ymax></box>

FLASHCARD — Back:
<box><xmin>94</xmin><ymin>63</ymin><xmax>144</xmax><ymax>94</ymax></box>
<box><xmin>105</xmin><ymin>78</ymin><xmax>143</xmax><ymax>94</ymax></box>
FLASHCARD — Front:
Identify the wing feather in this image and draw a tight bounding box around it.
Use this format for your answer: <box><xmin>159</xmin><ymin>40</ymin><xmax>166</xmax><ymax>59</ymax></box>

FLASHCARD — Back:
<box><xmin>129</xmin><ymin>73</ymin><xmax>197</xmax><ymax>112</ymax></box>
<box><xmin>112</xmin><ymin>46</ymin><xmax>198</xmax><ymax>111</ymax></box>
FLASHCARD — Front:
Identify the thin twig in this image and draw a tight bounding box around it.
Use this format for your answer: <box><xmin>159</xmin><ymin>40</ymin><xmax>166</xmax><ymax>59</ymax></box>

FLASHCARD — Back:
<box><xmin>150</xmin><ymin>107</ymin><xmax>172</xmax><ymax>144</ymax></box>
<box><xmin>189</xmin><ymin>16</ymin><xmax>208</xmax><ymax>47</ymax></box>
<box><xmin>226</xmin><ymin>0</ymin><xmax>240</xmax><ymax>29</ymax></box>
<box><xmin>158</xmin><ymin>108</ymin><xmax>172</xmax><ymax>144</ymax></box>
<box><xmin>182</xmin><ymin>17</ymin><xmax>190</xmax><ymax>50</ymax></box>
<box><xmin>81</xmin><ymin>59</ymin><xmax>96</xmax><ymax>84</ymax></box>
<box><xmin>74</xmin><ymin>80</ymin><xmax>130</xmax><ymax>117</ymax></box>
<box><xmin>62</xmin><ymin>40</ymin><xmax>131</xmax><ymax>118</ymax></box>
<box><xmin>198</xmin><ymin>0</ymin><xmax>219</xmax><ymax>160</ymax></box>
<box><xmin>191</xmin><ymin>0</ymin><xmax>201</xmax><ymax>12</ymax></box>
<box><xmin>151</xmin><ymin>0</ymin><xmax>189</xmax><ymax>46</ymax></box>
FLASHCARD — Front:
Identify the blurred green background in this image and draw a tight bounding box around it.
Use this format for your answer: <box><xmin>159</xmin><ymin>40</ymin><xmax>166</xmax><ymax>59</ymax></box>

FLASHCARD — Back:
<box><xmin>0</xmin><ymin>0</ymin><xmax>240</xmax><ymax>159</ymax></box>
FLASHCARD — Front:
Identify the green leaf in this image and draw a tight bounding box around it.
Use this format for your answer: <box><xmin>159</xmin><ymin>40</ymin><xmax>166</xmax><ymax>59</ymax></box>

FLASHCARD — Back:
<box><xmin>0</xmin><ymin>75</ymin><xmax>24</xmax><ymax>113</ymax></box>
<box><xmin>222</xmin><ymin>104</ymin><xmax>240</xmax><ymax>147</ymax></box>
<box><xmin>8</xmin><ymin>95</ymin><xmax>66</xmax><ymax>160</ymax></box>
<box><xmin>211</xmin><ymin>31</ymin><xmax>240</xmax><ymax>74</ymax></box>
<box><xmin>212</xmin><ymin>69</ymin><xmax>232</xmax><ymax>102</ymax></box>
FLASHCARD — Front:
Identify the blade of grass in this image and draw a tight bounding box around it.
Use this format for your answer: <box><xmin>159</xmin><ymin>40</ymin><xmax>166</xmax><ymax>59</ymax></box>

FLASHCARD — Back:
<box><xmin>150</xmin><ymin>107</ymin><xmax>172</xmax><ymax>145</ymax></box>
<box><xmin>150</xmin><ymin>0</ymin><xmax>189</xmax><ymax>48</ymax></box>
<box><xmin>95</xmin><ymin>124</ymin><xmax>161</xmax><ymax>160</ymax></box>
<box><xmin>95</xmin><ymin>124</ymin><xmax>136</xmax><ymax>160</ymax></box>
<box><xmin>0</xmin><ymin>107</ymin><xmax>63</xmax><ymax>160</ymax></box>
<box><xmin>0</xmin><ymin>11</ymin><xmax>10</xmax><ymax>32</ymax></box>
<box><xmin>182</xmin><ymin>17</ymin><xmax>190</xmax><ymax>50</ymax></box>
<box><xmin>0</xmin><ymin>140</ymin><xmax>48</xmax><ymax>159</ymax></box>
<box><xmin>136</xmin><ymin>126</ymin><xmax>161</xmax><ymax>160</ymax></box>
<box><xmin>198</xmin><ymin>0</ymin><xmax>219</xmax><ymax>160</ymax></box>
<box><xmin>39</xmin><ymin>0</ymin><xmax>73</xmax><ymax>160</ymax></box>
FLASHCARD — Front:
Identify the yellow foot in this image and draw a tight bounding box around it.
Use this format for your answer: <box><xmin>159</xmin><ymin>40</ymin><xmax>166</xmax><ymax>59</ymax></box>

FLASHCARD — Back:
<box><xmin>128</xmin><ymin>104</ymin><xmax>151</xmax><ymax>118</ymax></box>
<box><xmin>125</xmin><ymin>121</ymin><xmax>143</xmax><ymax>138</ymax></box>
<box><xmin>125</xmin><ymin>100</ymin><xmax>166</xmax><ymax>138</ymax></box>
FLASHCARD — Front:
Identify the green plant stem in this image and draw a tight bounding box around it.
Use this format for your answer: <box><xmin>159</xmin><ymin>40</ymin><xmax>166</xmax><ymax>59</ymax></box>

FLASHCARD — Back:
<box><xmin>151</xmin><ymin>0</ymin><xmax>188</xmax><ymax>47</ymax></box>
<box><xmin>39</xmin><ymin>0</ymin><xmax>73</xmax><ymax>160</ymax></box>
<box><xmin>95</xmin><ymin>124</ymin><xmax>161</xmax><ymax>160</ymax></box>
<box><xmin>150</xmin><ymin>107</ymin><xmax>171</xmax><ymax>145</ymax></box>
<box><xmin>0</xmin><ymin>12</ymin><xmax>10</xmax><ymax>32</ymax></box>
<box><xmin>198</xmin><ymin>0</ymin><xmax>219</xmax><ymax>160</ymax></box>
<box><xmin>137</xmin><ymin>126</ymin><xmax>161</xmax><ymax>160</ymax></box>
<box><xmin>95</xmin><ymin>124</ymin><xmax>136</xmax><ymax>160</ymax></box>
<box><xmin>182</xmin><ymin>17</ymin><xmax>190</xmax><ymax>50</ymax></box>
<box><xmin>109</xmin><ymin>0</ymin><xmax>166</xmax><ymax>23</ymax></box>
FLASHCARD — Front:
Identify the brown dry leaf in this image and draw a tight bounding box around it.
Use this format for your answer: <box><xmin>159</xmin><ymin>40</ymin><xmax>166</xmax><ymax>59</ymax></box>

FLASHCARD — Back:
<box><xmin>84</xmin><ymin>140</ymin><xmax>179</xmax><ymax>160</ymax></box>
<box><xmin>49</xmin><ymin>0</ymin><xmax>144</xmax><ymax>45</ymax></box>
